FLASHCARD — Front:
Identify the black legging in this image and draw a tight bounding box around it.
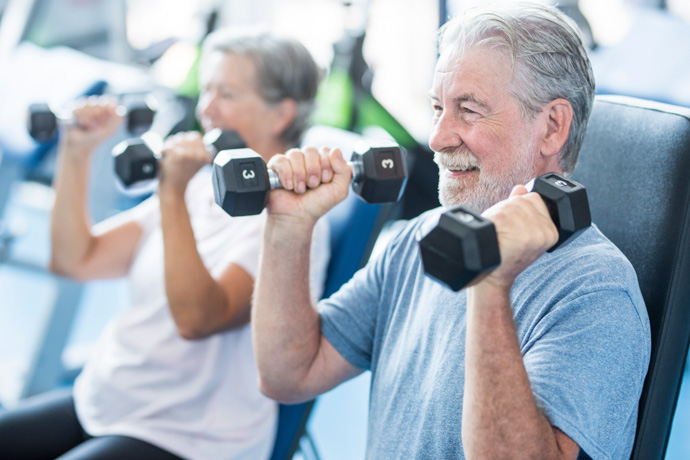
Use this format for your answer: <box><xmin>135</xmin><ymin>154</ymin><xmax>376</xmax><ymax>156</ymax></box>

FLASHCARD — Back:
<box><xmin>0</xmin><ymin>389</ymin><xmax>183</xmax><ymax>460</ymax></box>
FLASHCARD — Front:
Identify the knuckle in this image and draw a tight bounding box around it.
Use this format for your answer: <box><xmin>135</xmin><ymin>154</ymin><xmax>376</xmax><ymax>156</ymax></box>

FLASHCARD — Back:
<box><xmin>306</xmin><ymin>152</ymin><xmax>321</xmax><ymax>170</ymax></box>
<box><xmin>285</xmin><ymin>148</ymin><xmax>303</xmax><ymax>158</ymax></box>
<box><xmin>270</xmin><ymin>156</ymin><xmax>289</xmax><ymax>173</ymax></box>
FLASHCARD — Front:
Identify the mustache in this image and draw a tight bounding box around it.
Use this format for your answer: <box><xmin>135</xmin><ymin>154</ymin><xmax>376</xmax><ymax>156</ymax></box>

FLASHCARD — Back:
<box><xmin>433</xmin><ymin>148</ymin><xmax>481</xmax><ymax>171</ymax></box>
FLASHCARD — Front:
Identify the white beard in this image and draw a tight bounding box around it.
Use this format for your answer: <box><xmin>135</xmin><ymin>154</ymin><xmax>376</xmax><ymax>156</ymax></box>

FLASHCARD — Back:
<box><xmin>434</xmin><ymin>145</ymin><xmax>538</xmax><ymax>214</ymax></box>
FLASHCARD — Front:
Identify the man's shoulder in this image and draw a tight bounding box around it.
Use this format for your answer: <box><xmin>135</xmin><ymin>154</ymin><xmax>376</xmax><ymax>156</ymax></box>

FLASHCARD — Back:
<box><xmin>372</xmin><ymin>207</ymin><xmax>444</xmax><ymax>254</ymax></box>
<box><xmin>520</xmin><ymin>223</ymin><xmax>648</xmax><ymax>324</ymax></box>
<box><xmin>554</xmin><ymin>223</ymin><xmax>635</xmax><ymax>280</ymax></box>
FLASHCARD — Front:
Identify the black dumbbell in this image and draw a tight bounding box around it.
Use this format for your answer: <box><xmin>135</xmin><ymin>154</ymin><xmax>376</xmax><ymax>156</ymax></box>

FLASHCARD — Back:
<box><xmin>212</xmin><ymin>141</ymin><xmax>408</xmax><ymax>217</ymax></box>
<box><xmin>27</xmin><ymin>100</ymin><xmax>156</xmax><ymax>143</ymax></box>
<box><xmin>112</xmin><ymin>129</ymin><xmax>245</xmax><ymax>188</ymax></box>
<box><xmin>417</xmin><ymin>172</ymin><xmax>591</xmax><ymax>291</ymax></box>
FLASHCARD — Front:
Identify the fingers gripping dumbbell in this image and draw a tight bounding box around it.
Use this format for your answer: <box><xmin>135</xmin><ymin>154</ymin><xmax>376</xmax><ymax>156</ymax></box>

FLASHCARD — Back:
<box><xmin>113</xmin><ymin>129</ymin><xmax>245</xmax><ymax>188</ymax></box>
<box><xmin>27</xmin><ymin>100</ymin><xmax>156</xmax><ymax>143</ymax></box>
<box><xmin>212</xmin><ymin>141</ymin><xmax>408</xmax><ymax>217</ymax></box>
<box><xmin>417</xmin><ymin>173</ymin><xmax>591</xmax><ymax>291</ymax></box>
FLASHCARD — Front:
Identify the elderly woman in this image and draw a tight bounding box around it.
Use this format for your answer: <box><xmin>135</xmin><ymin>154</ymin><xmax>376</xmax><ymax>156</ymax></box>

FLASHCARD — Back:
<box><xmin>0</xmin><ymin>29</ymin><xmax>328</xmax><ymax>460</ymax></box>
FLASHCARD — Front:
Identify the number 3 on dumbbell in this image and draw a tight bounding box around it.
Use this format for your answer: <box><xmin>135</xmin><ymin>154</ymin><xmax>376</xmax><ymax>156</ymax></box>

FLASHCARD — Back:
<box><xmin>213</xmin><ymin>141</ymin><xmax>408</xmax><ymax>217</ymax></box>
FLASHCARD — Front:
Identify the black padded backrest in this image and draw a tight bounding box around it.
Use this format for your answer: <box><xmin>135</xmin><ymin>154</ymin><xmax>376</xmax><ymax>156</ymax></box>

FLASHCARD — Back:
<box><xmin>571</xmin><ymin>95</ymin><xmax>690</xmax><ymax>460</ymax></box>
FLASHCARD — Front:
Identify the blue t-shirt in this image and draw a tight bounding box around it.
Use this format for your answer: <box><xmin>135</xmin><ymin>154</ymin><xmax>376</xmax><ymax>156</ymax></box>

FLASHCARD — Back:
<box><xmin>318</xmin><ymin>208</ymin><xmax>650</xmax><ymax>459</ymax></box>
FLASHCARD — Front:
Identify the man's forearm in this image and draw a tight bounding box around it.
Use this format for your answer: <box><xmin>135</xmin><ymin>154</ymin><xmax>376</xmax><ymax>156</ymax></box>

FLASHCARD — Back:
<box><xmin>253</xmin><ymin>216</ymin><xmax>321</xmax><ymax>401</ymax></box>
<box><xmin>463</xmin><ymin>283</ymin><xmax>565</xmax><ymax>459</ymax></box>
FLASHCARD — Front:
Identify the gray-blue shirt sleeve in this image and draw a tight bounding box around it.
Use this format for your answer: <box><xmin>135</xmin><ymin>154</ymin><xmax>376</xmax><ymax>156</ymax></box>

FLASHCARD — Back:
<box><xmin>317</xmin><ymin>220</ymin><xmax>414</xmax><ymax>371</ymax></box>
<box><xmin>317</xmin><ymin>247</ymin><xmax>386</xmax><ymax>371</ymax></box>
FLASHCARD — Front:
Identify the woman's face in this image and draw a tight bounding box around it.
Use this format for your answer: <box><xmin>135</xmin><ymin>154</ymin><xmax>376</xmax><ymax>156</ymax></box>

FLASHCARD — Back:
<box><xmin>197</xmin><ymin>51</ymin><xmax>285</xmax><ymax>156</ymax></box>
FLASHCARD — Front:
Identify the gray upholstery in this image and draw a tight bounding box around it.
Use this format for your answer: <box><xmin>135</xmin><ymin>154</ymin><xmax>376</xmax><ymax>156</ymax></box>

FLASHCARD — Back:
<box><xmin>571</xmin><ymin>95</ymin><xmax>690</xmax><ymax>460</ymax></box>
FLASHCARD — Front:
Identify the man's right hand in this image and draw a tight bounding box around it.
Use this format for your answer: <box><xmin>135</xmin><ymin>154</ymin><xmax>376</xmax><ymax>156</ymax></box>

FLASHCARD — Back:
<box><xmin>61</xmin><ymin>96</ymin><xmax>123</xmax><ymax>157</ymax></box>
<box><xmin>254</xmin><ymin>145</ymin><xmax>363</xmax><ymax>404</ymax></box>
<box><xmin>266</xmin><ymin>146</ymin><xmax>353</xmax><ymax>225</ymax></box>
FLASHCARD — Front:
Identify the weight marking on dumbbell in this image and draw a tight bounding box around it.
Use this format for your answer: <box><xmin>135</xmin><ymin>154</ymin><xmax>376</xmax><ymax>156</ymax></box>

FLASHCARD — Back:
<box><xmin>142</xmin><ymin>164</ymin><xmax>154</xmax><ymax>174</ymax></box>
<box><xmin>243</xmin><ymin>169</ymin><xmax>256</xmax><ymax>180</ymax></box>
<box><xmin>555</xmin><ymin>179</ymin><xmax>568</xmax><ymax>187</ymax></box>
<box><xmin>457</xmin><ymin>212</ymin><xmax>475</xmax><ymax>223</ymax></box>
<box><xmin>381</xmin><ymin>159</ymin><xmax>394</xmax><ymax>169</ymax></box>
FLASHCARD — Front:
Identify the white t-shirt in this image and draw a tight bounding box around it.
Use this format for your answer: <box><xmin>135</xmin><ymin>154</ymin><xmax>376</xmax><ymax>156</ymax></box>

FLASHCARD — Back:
<box><xmin>74</xmin><ymin>166</ymin><xmax>330</xmax><ymax>460</ymax></box>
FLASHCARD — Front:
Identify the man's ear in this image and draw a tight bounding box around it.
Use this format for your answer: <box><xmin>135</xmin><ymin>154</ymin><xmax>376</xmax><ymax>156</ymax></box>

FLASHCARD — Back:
<box><xmin>539</xmin><ymin>98</ymin><xmax>573</xmax><ymax>159</ymax></box>
<box><xmin>270</xmin><ymin>98</ymin><xmax>298</xmax><ymax>138</ymax></box>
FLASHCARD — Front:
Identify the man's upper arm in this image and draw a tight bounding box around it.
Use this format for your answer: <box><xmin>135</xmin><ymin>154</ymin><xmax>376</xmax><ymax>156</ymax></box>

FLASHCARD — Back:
<box><xmin>298</xmin><ymin>335</ymin><xmax>364</xmax><ymax>400</ymax></box>
<box><xmin>554</xmin><ymin>426</ymin><xmax>582</xmax><ymax>460</ymax></box>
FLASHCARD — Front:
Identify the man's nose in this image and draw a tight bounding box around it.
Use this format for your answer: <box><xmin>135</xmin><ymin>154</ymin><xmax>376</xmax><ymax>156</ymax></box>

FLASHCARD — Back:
<box><xmin>429</xmin><ymin>111</ymin><xmax>462</xmax><ymax>153</ymax></box>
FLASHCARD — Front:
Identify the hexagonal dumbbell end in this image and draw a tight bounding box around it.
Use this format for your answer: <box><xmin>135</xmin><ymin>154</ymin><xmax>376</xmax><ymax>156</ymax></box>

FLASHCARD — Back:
<box><xmin>530</xmin><ymin>173</ymin><xmax>591</xmax><ymax>251</ymax></box>
<box><xmin>125</xmin><ymin>100</ymin><xmax>156</xmax><ymax>136</ymax></box>
<box><xmin>27</xmin><ymin>103</ymin><xmax>58</xmax><ymax>142</ymax></box>
<box><xmin>213</xmin><ymin>148</ymin><xmax>272</xmax><ymax>216</ymax></box>
<box><xmin>113</xmin><ymin>139</ymin><xmax>157</xmax><ymax>187</ymax></box>
<box><xmin>417</xmin><ymin>206</ymin><xmax>501</xmax><ymax>291</ymax></box>
<box><xmin>350</xmin><ymin>141</ymin><xmax>408</xmax><ymax>204</ymax></box>
<box><xmin>203</xmin><ymin>129</ymin><xmax>246</xmax><ymax>156</ymax></box>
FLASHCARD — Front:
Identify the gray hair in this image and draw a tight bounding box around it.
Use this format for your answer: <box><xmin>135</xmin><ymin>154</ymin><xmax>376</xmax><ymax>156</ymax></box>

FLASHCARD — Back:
<box><xmin>202</xmin><ymin>28</ymin><xmax>322</xmax><ymax>148</ymax></box>
<box><xmin>438</xmin><ymin>2</ymin><xmax>595</xmax><ymax>174</ymax></box>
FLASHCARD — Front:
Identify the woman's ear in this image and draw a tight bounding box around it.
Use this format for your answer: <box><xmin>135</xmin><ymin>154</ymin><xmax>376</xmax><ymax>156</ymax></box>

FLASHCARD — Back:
<box><xmin>270</xmin><ymin>98</ymin><xmax>298</xmax><ymax>138</ymax></box>
<box><xmin>539</xmin><ymin>98</ymin><xmax>573</xmax><ymax>159</ymax></box>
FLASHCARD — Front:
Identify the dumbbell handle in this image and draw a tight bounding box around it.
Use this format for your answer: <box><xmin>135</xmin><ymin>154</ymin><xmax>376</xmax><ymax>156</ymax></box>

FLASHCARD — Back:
<box><xmin>264</xmin><ymin>161</ymin><xmax>363</xmax><ymax>191</ymax></box>
<box><xmin>35</xmin><ymin>105</ymin><xmax>137</xmax><ymax>137</ymax></box>
<box><xmin>53</xmin><ymin>105</ymin><xmax>130</xmax><ymax>125</ymax></box>
<box><xmin>52</xmin><ymin>111</ymin><xmax>77</xmax><ymax>127</ymax></box>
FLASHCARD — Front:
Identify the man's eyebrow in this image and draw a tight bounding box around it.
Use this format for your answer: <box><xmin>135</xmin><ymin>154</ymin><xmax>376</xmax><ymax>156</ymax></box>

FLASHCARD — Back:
<box><xmin>452</xmin><ymin>93</ymin><xmax>486</xmax><ymax>107</ymax></box>
<box><xmin>425</xmin><ymin>91</ymin><xmax>487</xmax><ymax>108</ymax></box>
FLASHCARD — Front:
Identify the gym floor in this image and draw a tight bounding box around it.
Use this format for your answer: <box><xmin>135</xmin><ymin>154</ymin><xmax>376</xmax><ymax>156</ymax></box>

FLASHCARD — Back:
<box><xmin>0</xmin><ymin>180</ymin><xmax>688</xmax><ymax>459</ymax></box>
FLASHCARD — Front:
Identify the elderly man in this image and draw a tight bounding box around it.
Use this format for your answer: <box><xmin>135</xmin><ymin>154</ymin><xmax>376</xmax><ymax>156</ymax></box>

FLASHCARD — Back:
<box><xmin>252</xmin><ymin>3</ymin><xmax>650</xmax><ymax>459</ymax></box>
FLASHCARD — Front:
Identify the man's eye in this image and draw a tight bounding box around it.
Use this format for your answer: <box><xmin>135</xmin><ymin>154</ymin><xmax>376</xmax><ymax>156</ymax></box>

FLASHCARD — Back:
<box><xmin>461</xmin><ymin>106</ymin><xmax>476</xmax><ymax>115</ymax></box>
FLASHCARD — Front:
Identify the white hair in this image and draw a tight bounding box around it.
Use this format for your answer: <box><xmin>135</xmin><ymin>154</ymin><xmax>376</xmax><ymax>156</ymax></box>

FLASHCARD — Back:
<box><xmin>438</xmin><ymin>2</ymin><xmax>595</xmax><ymax>174</ymax></box>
